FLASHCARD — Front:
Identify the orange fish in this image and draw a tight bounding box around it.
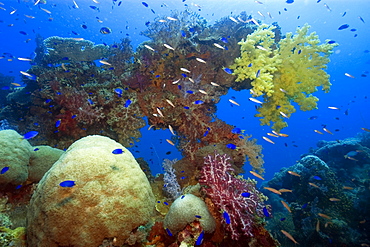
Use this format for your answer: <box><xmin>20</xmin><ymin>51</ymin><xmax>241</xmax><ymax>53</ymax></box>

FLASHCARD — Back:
<box><xmin>343</xmin><ymin>186</ymin><xmax>354</xmax><ymax>190</ymax></box>
<box><xmin>279</xmin><ymin>189</ymin><xmax>293</xmax><ymax>193</ymax></box>
<box><xmin>267</xmin><ymin>133</ymin><xmax>279</xmax><ymax>137</ymax></box>
<box><xmin>278</xmin><ymin>133</ymin><xmax>289</xmax><ymax>137</ymax></box>
<box><xmin>318</xmin><ymin>213</ymin><xmax>332</xmax><ymax>219</ymax></box>
<box><xmin>264</xmin><ymin>187</ymin><xmax>282</xmax><ymax>195</ymax></box>
<box><xmin>362</xmin><ymin>127</ymin><xmax>370</xmax><ymax>132</ymax></box>
<box><xmin>360</xmin><ymin>220</ymin><xmax>366</xmax><ymax>224</ymax></box>
<box><xmin>281</xmin><ymin>200</ymin><xmax>291</xmax><ymax>212</ymax></box>
<box><xmin>309</xmin><ymin>182</ymin><xmax>320</xmax><ymax>189</ymax></box>
<box><xmin>314</xmin><ymin>129</ymin><xmax>324</xmax><ymax>134</ymax></box>
<box><xmin>249</xmin><ymin>171</ymin><xmax>264</xmax><ymax>180</ymax></box>
<box><xmin>166</xmin><ymin>139</ymin><xmax>175</xmax><ymax>146</ymax></box>
<box><xmin>281</xmin><ymin>230</ymin><xmax>299</xmax><ymax>245</ymax></box>
<box><xmin>323</xmin><ymin>127</ymin><xmax>333</xmax><ymax>135</ymax></box>
<box><xmin>262</xmin><ymin>136</ymin><xmax>275</xmax><ymax>144</ymax></box>
<box><xmin>316</xmin><ymin>219</ymin><xmax>320</xmax><ymax>232</ymax></box>
<box><xmin>329</xmin><ymin>198</ymin><xmax>341</xmax><ymax>202</ymax></box>
<box><xmin>11</xmin><ymin>83</ymin><xmax>21</xmax><ymax>87</ymax></box>
<box><xmin>287</xmin><ymin>171</ymin><xmax>301</xmax><ymax>177</ymax></box>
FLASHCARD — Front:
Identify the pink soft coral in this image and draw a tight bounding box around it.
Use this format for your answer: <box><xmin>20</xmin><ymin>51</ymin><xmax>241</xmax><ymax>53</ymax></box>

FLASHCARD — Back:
<box><xmin>199</xmin><ymin>152</ymin><xmax>270</xmax><ymax>240</ymax></box>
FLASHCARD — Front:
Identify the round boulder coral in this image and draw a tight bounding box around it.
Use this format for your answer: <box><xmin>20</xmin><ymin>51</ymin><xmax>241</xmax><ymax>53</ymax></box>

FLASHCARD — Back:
<box><xmin>164</xmin><ymin>194</ymin><xmax>216</xmax><ymax>234</ymax></box>
<box><xmin>0</xmin><ymin>130</ymin><xmax>32</xmax><ymax>186</ymax></box>
<box><xmin>27</xmin><ymin>135</ymin><xmax>155</xmax><ymax>247</ymax></box>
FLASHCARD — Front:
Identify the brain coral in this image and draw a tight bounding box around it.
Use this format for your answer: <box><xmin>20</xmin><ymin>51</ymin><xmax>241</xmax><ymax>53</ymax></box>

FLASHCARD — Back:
<box><xmin>27</xmin><ymin>135</ymin><xmax>155</xmax><ymax>247</ymax></box>
<box><xmin>0</xmin><ymin>129</ymin><xmax>32</xmax><ymax>186</ymax></box>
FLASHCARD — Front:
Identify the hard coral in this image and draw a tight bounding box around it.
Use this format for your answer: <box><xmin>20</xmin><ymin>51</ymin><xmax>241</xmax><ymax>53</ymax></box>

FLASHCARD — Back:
<box><xmin>231</xmin><ymin>24</ymin><xmax>337</xmax><ymax>131</ymax></box>
<box><xmin>199</xmin><ymin>152</ymin><xmax>269</xmax><ymax>240</ymax></box>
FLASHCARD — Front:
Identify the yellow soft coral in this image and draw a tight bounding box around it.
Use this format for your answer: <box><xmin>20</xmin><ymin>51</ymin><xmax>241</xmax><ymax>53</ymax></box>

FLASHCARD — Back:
<box><xmin>231</xmin><ymin>24</ymin><xmax>337</xmax><ymax>131</ymax></box>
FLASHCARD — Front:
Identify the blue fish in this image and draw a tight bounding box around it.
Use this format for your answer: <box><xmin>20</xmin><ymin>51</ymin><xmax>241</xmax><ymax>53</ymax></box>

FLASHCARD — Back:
<box><xmin>194</xmin><ymin>100</ymin><xmax>204</xmax><ymax>105</ymax></box>
<box><xmin>100</xmin><ymin>27</ymin><xmax>112</xmax><ymax>34</ymax></box>
<box><xmin>302</xmin><ymin>203</ymin><xmax>308</xmax><ymax>209</ymax></box>
<box><xmin>181</xmin><ymin>195</ymin><xmax>185</xmax><ymax>199</ymax></box>
<box><xmin>189</xmin><ymin>27</ymin><xmax>195</xmax><ymax>32</ymax></box>
<box><xmin>142</xmin><ymin>2</ymin><xmax>148</xmax><ymax>7</ymax></box>
<box><xmin>89</xmin><ymin>6</ymin><xmax>99</xmax><ymax>11</ymax></box>
<box><xmin>183</xmin><ymin>106</ymin><xmax>190</xmax><ymax>109</ymax></box>
<box><xmin>263</xmin><ymin>207</ymin><xmax>270</xmax><ymax>217</ymax></box>
<box><xmin>118</xmin><ymin>1</ymin><xmax>122</xmax><ymax>6</ymax></box>
<box><xmin>195</xmin><ymin>215</ymin><xmax>202</xmax><ymax>218</ymax></box>
<box><xmin>195</xmin><ymin>231</ymin><xmax>204</xmax><ymax>245</ymax></box>
<box><xmin>124</xmin><ymin>99</ymin><xmax>132</xmax><ymax>107</ymax></box>
<box><xmin>186</xmin><ymin>90</ymin><xmax>193</xmax><ymax>94</ymax></box>
<box><xmin>241</xmin><ymin>192</ymin><xmax>251</xmax><ymax>197</ymax></box>
<box><xmin>338</xmin><ymin>24</ymin><xmax>349</xmax><ymax>30</ymax></box>
<box><xmin>23</xmin><ymin>131</ymin><xmax>39</xmax><ymax>140</ymax></box>
<box><xmin>34</xmin><ymin>148</ymin><xmax>40</xmax><ymax>151</ymax></box>
<box><xmin>223</xmin><ymin>211</ymin><xmax>231</xmax><ymax>224</ymax></box>
<box><xmin>0</xmin><ymin>167</ymin><xmax>9</xmax><ymax>174</ymax></box>
<box><xmin>16</xmin><ymin>185</ymin><xmax>22</xmax><ymax>190</ymax></box>
<box><xmin>87</xmin><ymin>99</ymin><xmax>94</xmax><ymax>105</ymax></box>
<box><xmin>313</xmin><ymin>176</ymin><xmax>322</xmax><ymax>180</ymax></box>
<box><xmin>256</xmin><ymin>69</ymin><xmax>260</xmax><ymax>78</ymax></box>
<box><xmin>114</xmin><ymin>88</ymin><xmax>123</xmax><ymax>95</ymax></box>
<box><xmin>59</xmin><ymin>180</ymin><xmax>76</xmax><ymax>187</ymax></box>
<box><xmin>55</xmin><ymin>119</ymin><xmax>61</xmax><ymax>128</ymax></box>
<box><xmin>298</xmin><ymin>50</ymin><xmax>302</xmax><ymax>54</ymax></box>
<box><xmin>163</xmin><ymin>201</ymin><xmax>169</xmax><ymax>205</ymax></box>
<box><xmin>203</xmin><ymin>130</ymin><xmax>209</xmax><ymax>137</ymax></box>
<box><xmin>45</xmin><ymin>99</ymin><xmax>52</xmax><ymax>103</ymax></box>
<box><xmin>112</xmin><ymin>148</ymin><xmax>124</xmax><ymax>154</ymax></box>
<box><xmin>286</xmin><ymin>0</ymin><xmax>294</xmax><ymax>3</ymax></box>
<box><xmin>220</xmin><ymin>37</ymin><xmax>228</xmax><ymax>43</ymax></box>
<box><xmin>71</xmin><ymin>115</ymin><xmax>77</xmax><ymax>119</ymax></box>
<box><xmin>223</xmin><ymin>68</ymin><xmax>233</xmax><ymax>74</ymax></box>
<box><xmin>181</xmin><ymin>73</ymin><xmax>187</xmax><ymax>78</ymax></box>
<box><xmin>350</xmin><ymin>28</ymin><xmax>357</xmax><ymax>32</ymax></box>
<box><xmin>226</xmin><ymin>143</ymin><xmax>237</xmax><ymax>150</ymax></box>
<box><xmin>180</xmin><ymin>30</ymin><xmax>186</xmax><ymax>37</ymax></box>
<box><xmin>248</xmin><ymin>63</ymin><xmax>252</xmax><ymax>67</ymax></box>
<box><xmin>165</xmin><ymin>228</ymin><xmax>173</xmax><ymax>236</ymax></box>
<box><xmin>231</xmin><ymin>127</ymin><xmax>242</xmax><ymax>134</ymax></box>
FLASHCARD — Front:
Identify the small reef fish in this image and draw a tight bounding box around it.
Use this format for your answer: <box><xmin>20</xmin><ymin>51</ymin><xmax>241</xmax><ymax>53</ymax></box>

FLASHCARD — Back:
<box><xmin>226</xmin><ymin>143</ymin><xmax>237</xmax><ymax>150</ymax></box>
<box><xmin>241</xmin><ymin>192</ymin><xmax>251</xmax><ymax>197</ymax></box>
<box><xmin>166</xmin><ymin>17</ymin><xmax>178</xmax><ymax>21</ymax></box>
<box><xmin>210</xmin><ymin>82</ymin><xmax>220</xmax><ymax>87</ymax></box>
<box><xmin>163</xmin><ymin>44</ymin><xmax>175</xmax><ymax>50</ymax></box>
<box><xmin>168</xmin><ymin>125</ymin><xmax>176</xmax><ymax>136</ymax></box>
<box><xmin>23</xmin><ymin>131</ymin><xmax>39</xmax><ymax>140</ymax></box>
<box><xmin>281</xmin><ymin>230</ymin><xmax>299</xmax><ymax>244</ymax></box>
<box><xmin>0</xmin><ymin>167</ymin><xmax>9</xmax><ymax>174</ymax></box>
<box><xmin>343</xmin><ymin>186</ymin><xmax>354</xmax><ymax>190</ymax></box>
<box><xmin>20</xmin><ymin>71</ymin><xmax>33</xmax><ymax>77</ymax></box>
<box><xmin>328</xmin><ymin>106</ymin><xmax>340</xmax><ymax>110</ymax></box>
<box><xmin>165</xmin><ymin>99</ymin><xmax>175</xmax><ymax>107</ymax></box>
<box><xmin>156</xmin><ymin>108</ymin><xmax>164</xmax><ymax>117</ymax></box>
<box><xmin>228</xmin><ymin>99</ymin><xmax>240</xmax><ymax>106</ymax></box>
<box><xmin>262</xmin><ymin>136</ymin><xmax>275</xmax><ymax>144</ymax></box>
<box><xmin>257</xmin><ymin>11</ymin><xmax>264</xmax><ymax>18</ymax></box>
<box><xmin>229</xmin><ymin>16</ymin><xmax>238</xmax><ymax>23</ymax></box>
<box><xmin>40</xmin><ymin>7</ymin><xmax>51</xmax><ymax>14</ymax></box>
<box><xmin>267</xmin><ymin>133</ymin><xmax>279</xmax><ymax>138</ymax></box>
<box><xmin>316</xmin><ymin>220</ymin><xmax>320</xmax><ymax>232</ymax></box>
<box><xmin>165</xmin><ymin>228</ymin><xmax>173</xmax><ymax>236</ymax></box>
<box><xmin>281</xmin><ymin>200</ymin><xmax>291</xmax><ymax>212</ymax></box>
<box><xmin>55</xmin><ymin>119</ymin><xmax>61</xmax><ymax>128</ymax></box>
<box><xmin>223</xmin><ymin>211</ymin><xmax>231</xmax><ymax>224</ymax></box>
<box><xmin>112</xmin><ymin>148</ymin><xmax>124</xmax><ymax>154</ymax></box>
<box><xmin>10</xmin><ymin>9</ymin><xmax>17</xmax><ymax>15</ymax></box>
<box><xmin>188</xmin><ymin>78</ymin><xmax>195</xmax><ymax>83</ymax></box>
<box><xmin>324</xmin><ymin>3</ymin><xmax>331</xmax><ymax>11</ymax></box>
<box><xmin>198</xmin><ymin>89</ymin><xmax>207</xmax><ymax>95</ymax></box>
<box><xmin>358</xmin><ymin>16</ymin><xmax>365</xmax><ymax>23</ymax></box>
<box><xmin>73</xmin><ymin>0</ymin><xmax>79</xmax><ymax>8</ymax></box>
<box><xmin>172</xmin><ymin>79</ymin><xmax>180</xmax><ymax>84</ymax></box>
<box><xmin>338</xmin><ymin>24</ymin><xmax>349</xmax><ymax>30</ymax></box>
<box><xmin>99</xmin><ymin>60</ymin><xmax>112</xmax><ymax>66</ymax></box>
<box><xmin>195</xmin><ymin>57</ymin><xmax>207</xmax><ymax>64</ymax></box>
<box><xmin>11</xmin><ymin>83</ymin><xmax>21</xmax><ymax>87</ymax></box>
<box><xmin>213</xmin><ymin>43</ymin><xmax>226</xmax><ymax>50</ymax></box>
<box><xmin>287</xmin><ymin>171</ymin><xmax>300</xmax><ymax>177</ymax></box>
<box><xmin>323</xmin><ymin>127</ymin><xmax>333</xmax><ymax>135</ymax></box>
<box><xmin>59</xmin><ymin>180</ymin><xmax>76</xmax><ymax>187</ymax></box>
<box><xmin>249</xmin><ymin>97</ymin><xmax>262</xmax><ymax>104</ymax></box>
<box><xmin>250</xmin><ymin>171</ymin><xmax>264</xmax><ymax>180</ymax></box>
<box><xmin>194</xmin><ymin>100</ymin><xmax>204</xmax><ymax>105</ymax></box>
<box><xmin>195</xmin><ymin>231</ymin><xmax>204</xmax><ymax>245</ymax></box>
<box><xmin>144</xmin><ymin>44</ymin><xmax>155</xmax><ymax>51</ymax></box>
<box><xmin>279</xmin><ymin>189</ymin><xmax>293</xmax><ymax>193</ymax></box>
<box><xmin>344</xmin><ymin>73</ymin><xmax>355</xmax><ymax>78</ymax></box>
<box><xmin>329</xmin><ymin>198</ymin><xmax>341</xmax><ymax>202</ymax></box>
<box><xmin>166</xmin><ymin>139</ymin><xmax>175</xmax><ymax>146</ymax></box>
<box><xmin>318</xmin><ymin>213</ymin><xmax>332</xmax><ymax>219</ymax></box>
<box><xmin>264</xmin><ymin>187</ymin><xmax>282</xmax><ymax>195</ymax></box>
<box><xmin>309</xmin><ymin>182</ymin><xmax>320</xmax><ymax>188</ymax></box>
<box><xmin>223</xmin><ymin>68</ymin><xmax>233</xmax><ymax>74</ymax></box>
<box><xmin>263</xmin><ymin>207</ymin><xmax>270</xmax><ymax>217</ymax></box>
<box><xmin>314</xmin><ymin>130</ymin><xmax>324</xmax><ymax>135</ymax></box>
<box><xmin>180</xmin><ymin>68</ymin><xmax>191</xmax><ymax>73</ymax></box>
<box><xmin>361</xmin><ymin>127</ymin><xmax>370</xmax><ymax>132</ymax></box>
<box><xmin>279</xmin><ymin>111</ymin><xmax>289</xmax><ymax>118</ymax></box>
<box><xmin>256</xmin><ymin>45</ymin><xmax>268</xmax><ymax>51</ymax></box>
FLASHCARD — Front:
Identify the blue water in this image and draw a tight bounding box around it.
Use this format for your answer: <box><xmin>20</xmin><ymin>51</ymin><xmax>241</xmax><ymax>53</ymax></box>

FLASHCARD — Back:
<box><xmin>0</xmin><ymin>0</ymin><xmax>369</xmax><ymax>180</ymax></box>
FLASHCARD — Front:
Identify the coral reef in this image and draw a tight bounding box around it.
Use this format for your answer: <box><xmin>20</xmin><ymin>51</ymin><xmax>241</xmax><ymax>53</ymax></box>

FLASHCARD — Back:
<box><xmin>41</xmin><ymin>36</ymin><xmax>110</xmax><ymax>64</ymax></box>
<box><xmin>264</xmin><ymin>133</ymin><xmax>370</xmax><ymax>246</ymax></box>
<box><xmin>27</xmin><ymin>135</ymin><xmax>155</xmax><ymax>247</ymax></box>
<box><xmin>231</xmin><ymin>24</ymin><xmax>337</xmax><ymax>131</ymax></box>
<box><xmin>199</xmin><ymin>152</ymin><xmax>274</xmax><ymax>244</ymax></box>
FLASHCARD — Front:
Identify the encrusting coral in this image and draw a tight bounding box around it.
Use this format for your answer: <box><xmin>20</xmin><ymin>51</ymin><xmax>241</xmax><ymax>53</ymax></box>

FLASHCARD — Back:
<box><xmin>231</xmin><ymin>24</ymin><xmax>338</xmax><ymax>131</ymax></box>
